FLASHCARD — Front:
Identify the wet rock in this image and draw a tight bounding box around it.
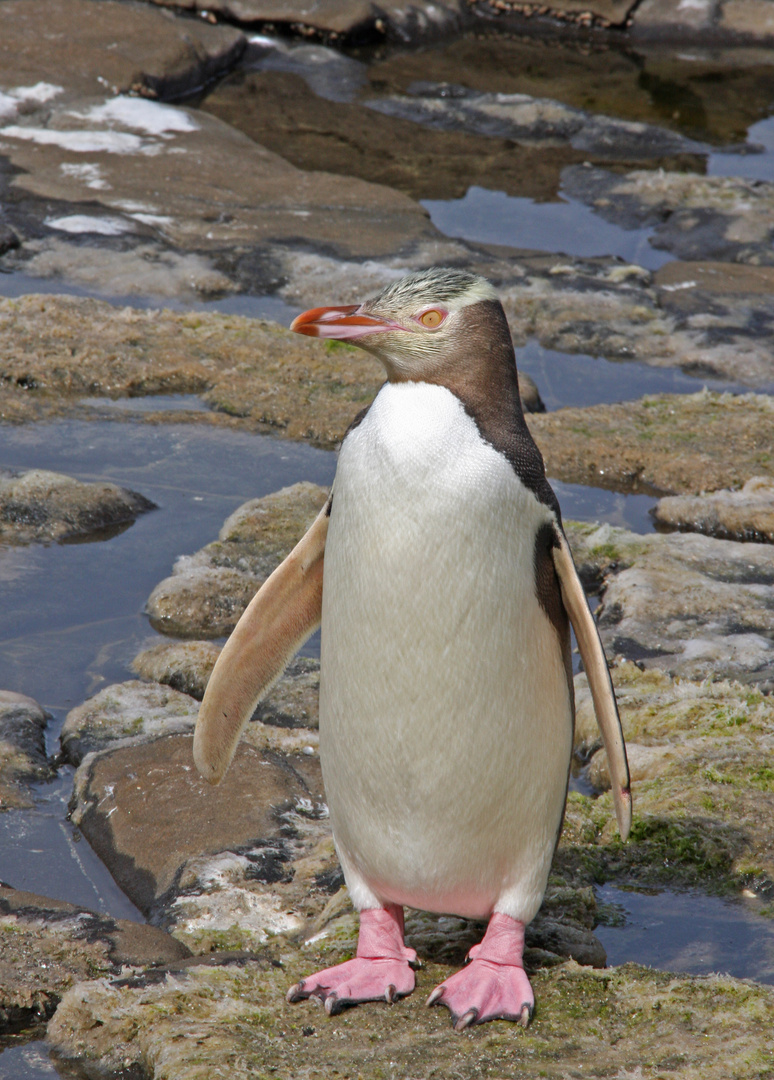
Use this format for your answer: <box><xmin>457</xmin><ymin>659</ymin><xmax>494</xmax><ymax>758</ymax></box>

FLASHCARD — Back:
<box><xmin>630</xmin><ymin>0</ymin><xmax>719</xmax><ymax>36</ymax></box>
<box><xmin>402</xmin><ymin>899</ymin><xmax>604</xmax><ymax>969</ymax></box>
<box><xmin>132</xmin><ymin>640</ymin><xmax>320</xmax><ymax>724</ymax></box>
<box><xmin>498</xmin><ymin>254</ymin><xmax>774</xmax><ymax>387</ymax></box>
<box><xmin>0</xmin><ymin>468</ymin><xmax>155</xmax><ymax>544</ymax></box>
<box><xmin>632</xmin><ymin>0</ymin><xmax>774</xmax><ymax>43</ymax></box>
<box><xmin>146</xmin><ymin>483</ymin><xmax>329</xmax><ymax>637</ymax></box>
<box><xmin>203</xmin><ymin>67</ymin><xmax>591</xmax><ymax>204</ymax></box>
<box><xmin>0</xmin><ymin>0</ymin><xmax>245</xmax><ymax>103</ymax></box>
<box><xmin>0</xmin><ymin>691</ymin><xmax>49</xmax><ymax>811</ymax></box>
<box><xmin>720</xmin><ymin>0</ymin><xmax>774</xmax><ymax>39</ymax></box>
<box><xmin>253</xmin><ymin>656</ymin><xmax>320</xmax><ymax>730</ymax></box>
<box><xmin>563</xmin><ymin>165</ymin><xmax>774</xmax><ymax>267</ymax></box>
<box><xmin>140</xmin><ymin>0</ymin><xmax>468</xmax><ymax>43</ymax></box>
<box><xmin>366</xmin><ymin>82</ymin><xmax>711</xmax><ymax>159</ymax></box>
<box><xmin>47</xmin><ymin>953</ymin><xmax>774</xmax><ymax>1079</ymax></box>
<box><xmin>69</xmin><ymin>732</ymin><xmax>325</xmax><ymax>922</ymax></box>
<box><xmin>60</xmin><ymin>681</ymin><xmax>199</xmax><ymax>766</ymax></box>
<box><xmin>366</xmin><ymin>32</ymin><xmax>774</xmax><ymax>149</ymax></box>
<box><xmin>132</xmin><ymin>640</ymin><xmax>222</xmax><ymax>699</ymax></box>
<box><xmin>0</xmin><ymin>884</ymin><xmax>189</xmax><ymax>1036</ymax></box>
<box><xmin>0</xmin><ymin>87</ymin><xmax>438</xmax><ymax>292</ymax></box>
<box><xmin>567</xmin><ymin>660</ymin><xmax>774</xmax><ymax>890</ymax></box>
<box><xmin>528</xmin><ymin>391</ymin><xmax>774</xmax><ymax>495</ymax></box>
<box><xmin>566</xmin><ymin>520</ymin><xmax>774</xmax><ymax>687</ymax></box>
<box><xmin>654</xmin><ymin>476</ymin><xmax>774</xmax><ymax>543</ymax></box>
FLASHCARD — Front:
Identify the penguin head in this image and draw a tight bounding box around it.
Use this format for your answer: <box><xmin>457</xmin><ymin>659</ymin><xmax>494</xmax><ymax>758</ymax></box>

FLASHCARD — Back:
<box><xmin>290</xmin><ymin>267</ymin><xmax>509</xmax><ymax>381</ymax></box>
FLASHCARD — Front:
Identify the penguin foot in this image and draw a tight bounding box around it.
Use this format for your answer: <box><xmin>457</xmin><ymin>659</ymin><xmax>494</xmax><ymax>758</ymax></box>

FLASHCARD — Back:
<box><xmin>426</xmin><ymin>912</ymin><xmax>534</xmax><ymax>1031</ymax></box>
<box><xmin>287</xmin><ymin>903</ymin><xmax>417</xmax><ymax>1016</ymax></box>
<box><xmin>287</xmin><ymin>956</ymin><xmax>416</xmax><ymax>1015</ymax></box>
<box><xmin>426</xmin><ymin>957</ymin><xmax>534</xmax><ymax>1031</ymax></box>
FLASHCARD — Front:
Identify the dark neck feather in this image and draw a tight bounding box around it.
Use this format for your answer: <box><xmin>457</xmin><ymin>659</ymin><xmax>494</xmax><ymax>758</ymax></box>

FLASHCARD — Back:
<box><xmin>423</xmin><ymin>299</ymin><xmax>560</xmax><ymax>517</ymax></box>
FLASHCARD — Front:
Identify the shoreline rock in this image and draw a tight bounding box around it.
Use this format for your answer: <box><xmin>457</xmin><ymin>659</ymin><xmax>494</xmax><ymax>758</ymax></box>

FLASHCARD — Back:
<box><xmin>653</xmin><ymin>475</ymin><xmax>774</xmax><ymax>543</ymax></box>
<box><xmin>0</xmin><ymin>885</ymin><xmax>189</xmax><ymax>1038</ymax></box>
<box><xmin>0</xmin><ymin>691</ymin><xmax>49</xmax><ymax>811</ymax></box>
<box><xmin>0</xmin><ymin>468</ymin><xmax>155</xmax><ymax>545</ymax></box>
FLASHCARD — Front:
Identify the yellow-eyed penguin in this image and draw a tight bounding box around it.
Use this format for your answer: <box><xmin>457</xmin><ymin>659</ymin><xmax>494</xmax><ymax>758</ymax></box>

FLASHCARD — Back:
<box><xmin>193</xmin><ymin>268</ymin><xmax>631</xmax><ymax>1031</ymax></box>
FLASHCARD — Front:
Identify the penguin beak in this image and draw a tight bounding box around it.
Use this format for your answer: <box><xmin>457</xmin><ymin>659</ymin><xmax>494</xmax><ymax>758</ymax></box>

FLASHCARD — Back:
<box><xmin>290</xmin><ymin>305</ymin><xmax>403</xmax><ymax>341</ymax></box>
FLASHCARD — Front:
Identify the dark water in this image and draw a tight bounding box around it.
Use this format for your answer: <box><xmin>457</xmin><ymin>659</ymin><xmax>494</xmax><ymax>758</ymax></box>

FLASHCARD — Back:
<box><xmin>596</xmin><ymin>884</ymin><xmax>774</xmax><ymax>985</ymax></box>
<box><xmin>423</xmin><ymin>186</ymin><xmax>675</xmax><ymax>270</ymax></box>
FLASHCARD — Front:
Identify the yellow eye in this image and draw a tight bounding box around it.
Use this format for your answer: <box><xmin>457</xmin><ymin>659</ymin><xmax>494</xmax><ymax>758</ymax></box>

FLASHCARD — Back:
<box><xmin>419</xmin><ymin>309</ymin><xmax>444</xmax><ymax>328</ymax></box>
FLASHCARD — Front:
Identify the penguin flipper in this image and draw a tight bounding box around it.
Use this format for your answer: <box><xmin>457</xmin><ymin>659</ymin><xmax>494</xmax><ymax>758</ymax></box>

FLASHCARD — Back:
<box><xmin>193</xmin><ymin>498</ymin><xmax>330</xmax><ymax>785</ymax></box>
<box><xmin>551</xmin><ymin>528</ymin><xmax>632</xmax><ymax>840</ymax></box>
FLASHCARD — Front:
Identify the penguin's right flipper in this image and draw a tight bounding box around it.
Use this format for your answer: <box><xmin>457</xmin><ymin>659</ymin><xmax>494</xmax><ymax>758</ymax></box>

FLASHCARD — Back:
<box><xmin>193</xmin><ymin>496</ymin><xmax>330</xmax><ymax>785</ymax></box>
<box><xmin>551</xmin><ymin>528</ymin><xmax>632</xmax><ymax>841</ymax></box>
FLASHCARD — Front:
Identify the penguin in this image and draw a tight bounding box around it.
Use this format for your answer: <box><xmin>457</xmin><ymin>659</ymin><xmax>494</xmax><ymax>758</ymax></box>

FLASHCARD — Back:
<box><xmin>193</xmin><ymin>267</ymin><xmax>631</xmax><ymax>1032</ymax></box>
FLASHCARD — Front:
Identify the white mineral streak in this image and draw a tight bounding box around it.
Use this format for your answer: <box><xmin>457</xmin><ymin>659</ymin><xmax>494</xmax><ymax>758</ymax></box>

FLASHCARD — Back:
<box><xmin>45</xmin><ymin>215</ymin><xmax>134</xmax><ymax>236</ymax></box>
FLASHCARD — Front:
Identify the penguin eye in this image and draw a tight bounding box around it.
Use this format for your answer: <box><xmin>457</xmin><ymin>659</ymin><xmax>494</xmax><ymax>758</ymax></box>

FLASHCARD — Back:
<box><xmin>418</xmin><ymin>309</ymin><xmax>445</xmax><ymax>328</ymax></box>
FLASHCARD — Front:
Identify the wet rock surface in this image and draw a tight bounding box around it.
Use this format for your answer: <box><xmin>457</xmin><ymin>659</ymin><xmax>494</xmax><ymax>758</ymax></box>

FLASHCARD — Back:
<box><xmin>0</xmin><ymin>468</ymin><xmax>155</xmax><ymax>544</ymax></box>
<box><xmin>0</xmin><ymin>0</ymin><xmax>246</xmax><ymax>103</ymax></box>
<box><xmin>0</xmin><ymin>885</ymin><xmax>189</xmax><ymax>1037</ymax></box>
<box><xmin>140</xmin><ymin>0</ymin><xmax>468</xmax><ymax>42</ymax></box>
<box><xmin>564</xmin><ymin>165</ymin><xmax>774</xmax><ymax>267</ymax></box>
<box><xmin>69</xmin><ymin>732</ymin><xmax>325</xmax><ymax>924</ymax></box>
<box><xmin>0</xmin><ymin>691</ymin><xmax>49</xmax><ymax>811</ymax></box>
<box><xmin>566</xmin><ymin>521</ymin><xmax>774</xmax><ymax>688</ymax></box>
<box><xmin>146</xmin><ymin>482</ymin><xmax>329</xmax><ymax>637</ymax></box>
<box><xmin>654</xmin><ymin>475</ymin><xmax>774</xmax><ymax>542</ymax></box>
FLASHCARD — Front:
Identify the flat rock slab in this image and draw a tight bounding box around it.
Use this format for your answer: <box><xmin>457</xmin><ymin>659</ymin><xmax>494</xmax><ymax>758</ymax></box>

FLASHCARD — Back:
<box><xmin>69</xmin><ymin>732</ymin><xmax>324</xmax><ymax>919</ymax></box>
<box><xmin>60</xmin><ymin>680</ymin><xmax>200</xmax><ymax>766</ymax></box>
<box><xmin>566</xmin><ymin>520</ymin><xmax>774</xmax><ymax>688</ymax></box>
<box><xmin>0</xmin><ymin>0</ymin><xmax>245</xmax><ymax>103</ymax></box>
<box><xmin>46</xmin><ymin>955</ymin><xmax>774</xmax><ymax>1079</ymax></box>
<box><xmin>146</xmin><ymin>482</ymin><xmax>329</xmax><ymax>637</ymax></box>
<box><xmin>0</xmin><ymin>885</ymin><xmax>188</xmax><ymax>1036</ymax></box>
<box><xmin>0</xmin><ymin>86</ymin><xmax>437</xmax><ymax>278</ymax></box>
<box><xmin>0</xmin><ymin>690</ymin><xmax>49</xmax><ymax>810</ymax></box>
<box><xmin>567</xmin><ymin>660</ymin><xmax>774</xmax><ymax>891</ymax></box>
<box><xmin>654</xmin><ymin>476</ymin><xmax>774</xmax><ymax>543</ymax></box>
<box><xmin>0</xmin><ymin>468</ymin><xmax>155</xmax><ymax>544</ymax></box>
<box><xmin>529</xmin><ymin>391</ymin><xmax>774</xmax><ymax>495</ymax></box>
<box><xmin>140</xmin><ymin>0</ymin><xmax>467</xmax><ymax>41</ymax></box>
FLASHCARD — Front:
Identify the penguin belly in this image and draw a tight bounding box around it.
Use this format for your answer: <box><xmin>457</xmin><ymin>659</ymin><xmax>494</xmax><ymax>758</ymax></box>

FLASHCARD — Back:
<box><xmin>319</xmin><ymin>382</ymin><xmax>573</xmax><ymax>924</ymax></box>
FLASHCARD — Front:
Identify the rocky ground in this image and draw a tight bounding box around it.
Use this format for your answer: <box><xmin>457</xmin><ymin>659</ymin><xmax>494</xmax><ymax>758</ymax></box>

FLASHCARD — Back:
<box><xmin>2</xmin><ymin>0</ymin><xmax>774</xmax><ymax>1077</ymax></box>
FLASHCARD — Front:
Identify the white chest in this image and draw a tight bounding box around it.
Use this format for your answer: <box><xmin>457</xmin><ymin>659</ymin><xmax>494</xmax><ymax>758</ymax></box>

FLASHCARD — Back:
<box><xmin>318</xmin><ymin>382</ymin><xmax>572</xmax><ymax>921</ymax></box>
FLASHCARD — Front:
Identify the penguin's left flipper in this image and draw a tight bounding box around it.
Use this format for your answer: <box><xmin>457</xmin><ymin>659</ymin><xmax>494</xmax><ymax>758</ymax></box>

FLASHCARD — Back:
<box><xmin>193</xmin><ymin>496</ymin><xmax>330</xmax><ymax>785</ymax></box>
<box><xmin>551</xmin><ymin>527</ymin><xmax>632</xmax><ymax>841</ymax></box>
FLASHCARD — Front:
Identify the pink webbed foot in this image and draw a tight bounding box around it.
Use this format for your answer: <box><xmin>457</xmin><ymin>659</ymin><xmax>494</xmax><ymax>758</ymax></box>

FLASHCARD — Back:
<box><xmin>287</xmin><ymin>904</ymin><xmax>417</xmax><ymax>1016</ymax></box>
<box><xmin>427</xmin><ymin>912</ymin><xmax>534</xmax><ymax>1032</ymax></box>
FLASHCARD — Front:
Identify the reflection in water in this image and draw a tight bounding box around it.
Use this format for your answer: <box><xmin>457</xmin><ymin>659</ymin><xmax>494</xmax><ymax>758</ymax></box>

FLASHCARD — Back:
<box><xmin>422</xmin><ymin>185</ymin><xmax>674</xmax><ymax>270</ymax></box>
<box><xmin>516</xmin><ymin>339</ymin><xmax>763</xmax><ymax>411</ymax></box>
<box><xmin>596</xmin><ymin>884</ymin><xmax>774</xmax><ymax>985</ymax></box>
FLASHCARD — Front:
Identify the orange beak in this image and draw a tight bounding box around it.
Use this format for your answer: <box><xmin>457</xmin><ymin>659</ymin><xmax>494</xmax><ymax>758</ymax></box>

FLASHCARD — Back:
<box><xmin>290</xmin><ymin>305</ymin><xmax>403</xmax><ymax>341</ymax></box>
